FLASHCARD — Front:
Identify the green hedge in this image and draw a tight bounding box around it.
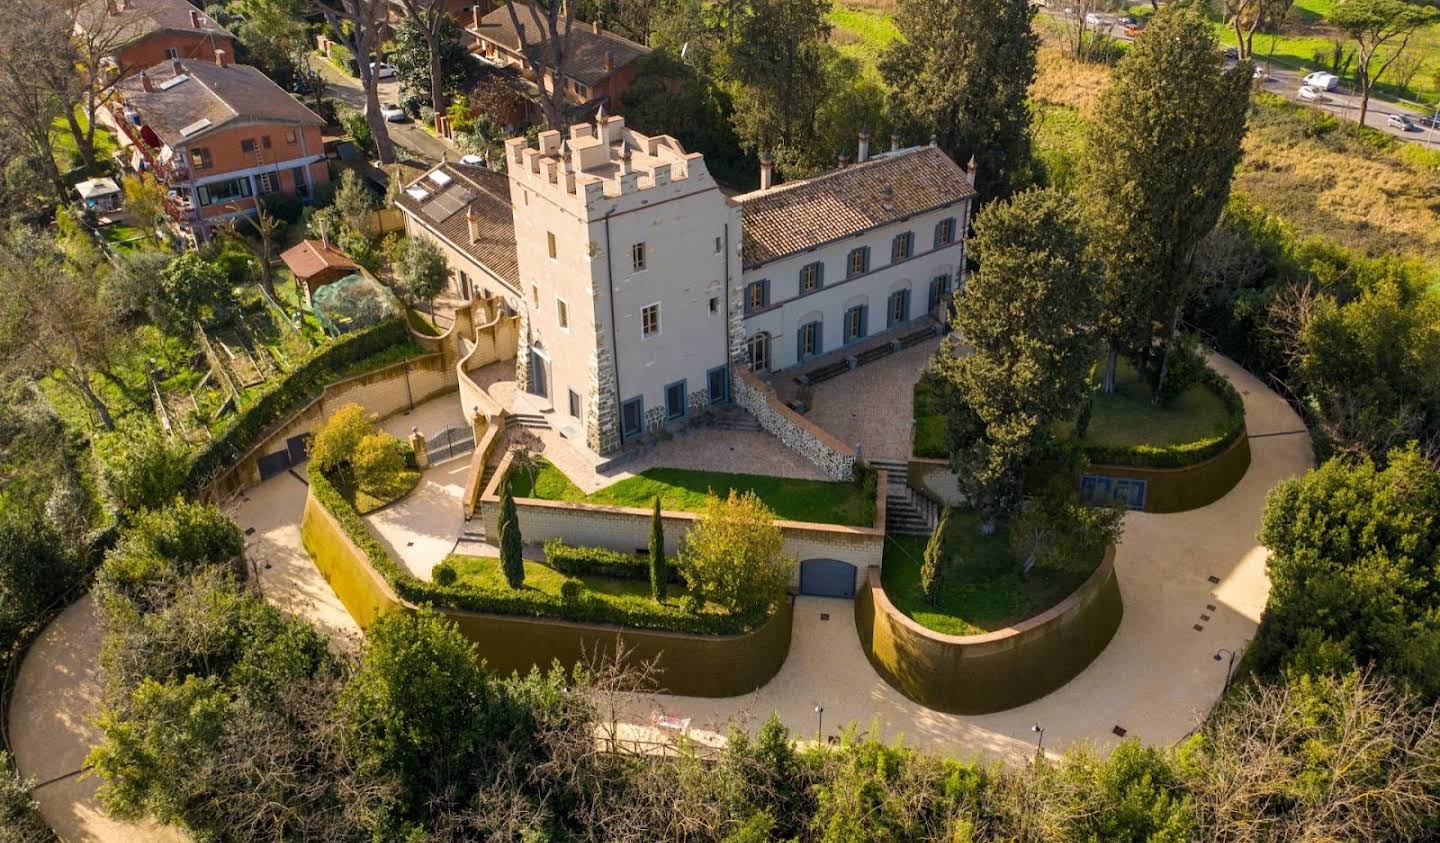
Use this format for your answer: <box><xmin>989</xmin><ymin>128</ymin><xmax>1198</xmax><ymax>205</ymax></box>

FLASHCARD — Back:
<box><xmin>309</xmin><ymin>465</ymin><xmax>762</xmax><ymax>635</ymax></box>
<box><xmin>1081</xmin><ymin>368</ymin><xmax>1247</xmax><ymax>469</ymax></box>
<box><xmin>186</xmin><ymin>319</ymin><xmax>412</xmax><ymax>492</ymax></box>
<box><xmin>543</xmin><ymin>539</ymin><xmax>684</xmax><ymax>584</ymax></box>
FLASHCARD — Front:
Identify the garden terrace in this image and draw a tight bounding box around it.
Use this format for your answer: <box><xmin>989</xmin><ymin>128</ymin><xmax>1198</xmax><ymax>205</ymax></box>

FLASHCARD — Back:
<box><xmin>879</xmin><ymin>509</ymin><xmax>1104</xmax><ymax>636</ymax></box>
<box><xmin>507</xmin><ymin>460</ymin><xmax>877</xmax><ymax>528</ymax></box>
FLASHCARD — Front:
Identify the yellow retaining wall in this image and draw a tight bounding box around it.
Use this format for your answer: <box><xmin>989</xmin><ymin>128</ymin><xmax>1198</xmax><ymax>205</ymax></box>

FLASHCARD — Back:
<box><xmin>300</xmin><ymin>487</ymin><xmax>794</xmax><ymax>697</ymax></box>
<box><xmin>1086</xmin><ymin>433</ymin><xmax>1252</xmax><ymax>514</ymax></box>
<box><xmin>855</xmin><ymin>546</ymin><xmax>1122</xmax><ymax>714</ymax></box>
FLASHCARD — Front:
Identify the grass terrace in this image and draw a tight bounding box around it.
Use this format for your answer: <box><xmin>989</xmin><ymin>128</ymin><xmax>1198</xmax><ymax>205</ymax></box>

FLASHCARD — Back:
<box><xmin>880</xmin><ymin>510</ymin><xmax>1101</xmax><ymax>636</ymax></box>
<box><xmin>1075</xmin><ymin>358</ymin><xmax>1232</xmax><ymax>451</ymax></box>
<box><xmin>507</xmin><ymin>461</ymin><xmax>876</xmax><ymax>528</ymax></box>
<box><xmin>447</xmin><ymin>554</ymin><xmax>707</xmax><ymax>609</ymax></box>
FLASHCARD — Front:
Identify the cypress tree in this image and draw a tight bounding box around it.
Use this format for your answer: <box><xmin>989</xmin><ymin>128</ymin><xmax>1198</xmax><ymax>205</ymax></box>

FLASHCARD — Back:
<box><xmin>498</xmin><ymin>477</ymin><xmax>524</xmax><ymax>589</ymax></box>
<box><xmin>648</xmin><ymin>496</ymin><xmax>667</xmax><ymax>601</ymax></box>
<box><xmin>920</xmin><ymin>507</ymin><xmax>951</xmax><ymax>605</ymax></box>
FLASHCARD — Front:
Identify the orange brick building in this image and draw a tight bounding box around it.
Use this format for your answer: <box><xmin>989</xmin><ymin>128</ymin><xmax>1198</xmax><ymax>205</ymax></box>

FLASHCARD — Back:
<box><xmin>75</xmin><ymin>0</ymin><xmax>235</xmax><ymax>73</ymax></box>
<box><xmin>108</xmin><ymin>53</ymin><xmax>328</xmax><ymax>242</ymax></box>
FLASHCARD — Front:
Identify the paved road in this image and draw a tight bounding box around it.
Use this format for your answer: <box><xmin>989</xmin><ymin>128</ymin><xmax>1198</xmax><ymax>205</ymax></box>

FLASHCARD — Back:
<box><xmin>309</xmin><ymin>56</ymin><xmax>454</xmax><ymax>164</ymax></box>
<box><xmin>644</xmin><ymin>354</ymin><xmax>1315</xmax><ymax>764</ymax></box>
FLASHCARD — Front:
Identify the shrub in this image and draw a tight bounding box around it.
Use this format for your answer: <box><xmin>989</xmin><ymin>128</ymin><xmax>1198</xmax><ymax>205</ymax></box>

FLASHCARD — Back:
<box><xmin>352</xmin><ymin>432</ymin><xmax>405</xmax><ymax>491</ymax></box>
<box><xmin>1011</xmin><ymin>486</ymin><xmax>1123</xmax><ymax>574</ymax></box>
<box><xmin>559</xmin><ymin>578</ymin><xmax>582</xmax><ymax>602</ymax></box>
<box><xmin>678</xmin><ymin>491</ymin><xmax>793</xmax><ymax>617</ymax></box>
<box><xmin>543</xmin><ymin>540</ymin><xmax>649</xmax><ymax>580</ymax></box>
<box><xmin>0</xmin><ymin>752</ymin><xmax>54</xmax><ymax>843</ymax></box>
<box><xmin>1151</xmin><ymin>333</ymin><xmax>1208</xmax><ymax>405</ymax></box>
<box><xmin>648</xmin><ymin>497</ymin><xmax>667</xmax><ymax>601</ymax></box>
<box><xmin>310</xmin><ymin>404</ymin><xmax>371</xmax><ymax>475</ymax></box>
<box><xmin>98</xmin><ymin>420</ymin><xmax>191</xmax><ymax>513</ymax></box>
<box><xmin>498</xmin><ymin>479</ymin><xmax>524</xmax><ymax>589</ymax></box>
<box><xmin>432</xmin><ymin>562</ymin><xmax>456</xmax><ymax>586</ymax></box>
<box><xmin>920</xmin><ymin>507</ymin><xmax>949</xmax><ymax>604</ymax></box>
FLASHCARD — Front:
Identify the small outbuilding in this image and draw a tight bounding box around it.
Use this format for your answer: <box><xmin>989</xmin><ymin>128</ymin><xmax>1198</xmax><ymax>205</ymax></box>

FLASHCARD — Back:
<box><xmin>280</xmin><ymin>238</ymin><xmax>361</xmax><ymax>304</ymax></box>
<box><xmin>76</xmin><ymin>177</ymin><xmax>122</xmax><ymax>213</ymax></box>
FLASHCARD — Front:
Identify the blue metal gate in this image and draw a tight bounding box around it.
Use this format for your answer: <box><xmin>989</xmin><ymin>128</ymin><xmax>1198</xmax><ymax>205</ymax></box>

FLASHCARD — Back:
<box><xmin>799</xmin><ymin>559</ymin><xmax>857</xmax><ymax>599</ymax></box>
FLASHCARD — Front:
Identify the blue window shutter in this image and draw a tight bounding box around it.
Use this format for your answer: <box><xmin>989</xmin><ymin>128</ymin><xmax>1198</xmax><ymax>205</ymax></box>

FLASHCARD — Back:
<box><xmin>863</xmin><ymin>246</ymin><xmax>870</xmax><ymax>273</ymax></box>
<box><xmin>817</xmin><ymin>261</ymin><xmax>824</xmax><ymax>288</ymax></box>
<box><xmin>815</xmin><ymin>321</ymin><xmax>823</xmax><ymax>356</ymax></box>
<box><xmin>860</xmin><ymin>305</ymin><xmax>868</xmax><ymax>337</ymax></box>
<box><xmin>902</xmin><ymin>289</ymin><xmax>910</xmax><ymax>321</ymax></box>
<box><xmin>796</xmin><ymin>326</ymin><xmax>804</xmax><ymax>361</ymax></box>
<box><xmin>762</xmin><ymin>279</ymin><xmax>770</xmax><ymax>307</ymax></box>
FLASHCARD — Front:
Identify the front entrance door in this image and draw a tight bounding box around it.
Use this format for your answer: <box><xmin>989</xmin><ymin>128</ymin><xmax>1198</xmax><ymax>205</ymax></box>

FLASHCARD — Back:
<box><xmin>707</xmin><ymin>366</ymin><xmax>729</xmax><ymax>404</ymax></box>
<box><xmin>620</xmin><ymin>397</ymin><xmax>644</xmax><ymax>441</ymax></box>
<box><xmin>529</xmin><ymin>349</ymin><xmax>548</xmax><ymax>398</ymax></box>
<box><xmin>799</xmin><ymin>559</ymin><xmax>857</xmax><ymax>599</ymax></box>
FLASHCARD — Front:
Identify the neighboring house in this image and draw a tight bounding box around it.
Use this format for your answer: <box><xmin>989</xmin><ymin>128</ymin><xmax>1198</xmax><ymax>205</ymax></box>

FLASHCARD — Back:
<box><xmin>106</xmin><ymin>53</ymin><xmax>329</xmax><ymax>242</ymax></box>
<box><xmin>280</xmin><ymin>239</ymin><xmax>361</xmax><ymax>304</ymax></box>
<box><xmin>75</xmin><ymin>0</ymin><xmax>234</xmax><ymax>73</ymax></box>
<box><xmin>394</xmin><ymin>161</ymin><xmax>521</xmax><ymax>304</ymax></box>
<box><xmin>497</xmin><ymin>115</ymin><xmax>976</xmax><ymax>456</ymax></box>
<box><xmin>467</xmin><ymin>3</ymin><xmax>651</xmax><ymax>110</ymax></box>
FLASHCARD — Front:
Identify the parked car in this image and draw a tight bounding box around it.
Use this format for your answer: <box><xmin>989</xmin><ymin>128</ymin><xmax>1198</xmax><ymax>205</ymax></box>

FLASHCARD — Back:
<box><xmin>1116</xmin><ymin>13</ymin><xmax>1137</xmax><ymax>25</ymax></box>
<box><xmin>1124</xmin><ymin>23</ymin><xmax>1142</xmax><ymax>36</ymax></box>
<box><xmin>370</xmin><ymin>62</ymin><xmax>397</xmax><ymax>80</ymax></box>
<box><xmin>1387</xmin><ymin>113</ymin><xmax>1418</xmax><ymax>131</ymax></box>
<box><xmin>1302</xmin><ymin>71</ymin><xmax>1340</xmax><ymax>91</ymax></box>
<box><xmin>1253</xmin><ymin>64</ymin><xmax>1269</xmax><ymax>80</ymax></box>
<box><xmin>1223</xmin><ymin>47</ymin><xmax>1239</xmax><ymax>59</ymax></box>
<box><xmin>1084</xmin><ymin>11</ymin><xmax>1108</xmax><ymax>26</ymax></box>
<box><xmin>460</xmin><ymin>154</ymin><xmax>488</xmax><ymax>168</ymax></box>
<box><xmin>379</xmin><ymin>102</ymin><xmax>405</xmax><ymax>122</ymax></box>
<box><xmin>1298</xmin><ymin>85</ymin><xmax>1326</xmax><ymax>102</ymax></box>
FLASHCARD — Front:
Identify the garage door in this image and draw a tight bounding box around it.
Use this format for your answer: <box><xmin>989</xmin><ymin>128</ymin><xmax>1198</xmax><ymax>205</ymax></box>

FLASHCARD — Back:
<box><xmin>799</xmin><ymin>559</ymin><xmax>857</xmax><ymax>599</ymax></box>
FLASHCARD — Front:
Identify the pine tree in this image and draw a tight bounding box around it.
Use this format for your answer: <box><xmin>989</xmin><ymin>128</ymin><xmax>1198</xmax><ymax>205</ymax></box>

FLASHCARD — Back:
<box><xmin>648</xmin><ymin>496</ymin><xmax>667</xmax><ymax>602</ymax></box>
<box><xmin>498</xmin><ymin>477</ymin><xmax>524</xmax><ymax>589</ymax></box>
<box><xmin>920</xmin><ymin>507</ymin><xmax>951</xmax><ymax>605</ymax></box>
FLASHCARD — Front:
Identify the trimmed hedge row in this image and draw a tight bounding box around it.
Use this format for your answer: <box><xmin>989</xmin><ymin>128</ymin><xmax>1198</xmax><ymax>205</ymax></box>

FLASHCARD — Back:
<box><xmin>186</xmin><ymin>319</ymin><xmax>413</xmax><ymax>492</ymax></box>
<box><xmin>542</xmin><ymin>539</ymin><xmax>684</xmax><ymax>584</ymax></box>
<box><xmin>1081</xmin><ymin>368</ymin><xmax>1247</xmax><ymax>469</ymax></box>
<box><xmin>309</xmin><ymin>466</ymin><xmax>764</xmax><ymax>636</ymax></box>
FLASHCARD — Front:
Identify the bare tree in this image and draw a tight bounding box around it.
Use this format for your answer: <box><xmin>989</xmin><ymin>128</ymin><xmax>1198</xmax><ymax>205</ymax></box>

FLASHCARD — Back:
<box><xmin>311</xmin><ymin>0</ymin><xmax>398</xmax><ymax>163</ymax></box>
<box><xmin>61</xmin><ymin>0</ymin><xmax>146</xmax><ymax>170</ymax></box>
<box><xmin>0</xmin><ymin>0</ymin><xmax>79</xmax><ymax>205</ymax></box>
<box><xmin>502</xmin><ymin>0</ymin><xmax>578</xmax><ymax>129</ymax></box>
<box><xmin>216</xmin><ymin>201</ymin><xmax>285</xmax><ymax>298</ymax></box>
<box><xmin>1221</xmin><ymin>0</ymin><xmax>1296</xmax><ymax>60</ymax></box>
<box><xmin>0</xmin><ymin>228</ymin><xmax>122</xmax><ymax>430</ymax></box>
<box><xmin>504</xmin><ymin>426</ymin><xmax>546</xmax><ymax>489</ymax></box>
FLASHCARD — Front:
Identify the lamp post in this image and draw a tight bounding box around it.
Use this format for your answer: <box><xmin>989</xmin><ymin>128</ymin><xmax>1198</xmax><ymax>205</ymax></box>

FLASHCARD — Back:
<box><xmin>814</xmin><ymin>704</ymin><xmax>824</xmax><ymax>743</ymax></box>
<box><xmin>1215</xmin><ymin>648</ymin><xmax>1237</xmax><ymax>694</ymax></box>
<box><xmin>1031</xmin><ymin>722</ymin><xmax>1045</xmax><ymax>751</ymax></box>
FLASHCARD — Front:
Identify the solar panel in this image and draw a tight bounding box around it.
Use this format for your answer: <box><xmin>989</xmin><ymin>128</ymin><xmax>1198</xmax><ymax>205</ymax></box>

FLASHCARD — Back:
<box><xmin>421</xmin><ymin>186</ymin><xmax>474</xmax><ymax>222</ymax></box>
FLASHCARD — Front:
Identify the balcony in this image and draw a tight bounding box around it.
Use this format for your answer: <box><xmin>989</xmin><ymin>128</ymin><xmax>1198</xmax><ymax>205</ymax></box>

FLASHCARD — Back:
<box><xmin>108</xmin><ymin>103</ymin><xmax>190</xmax><ymax>185</ymax></box>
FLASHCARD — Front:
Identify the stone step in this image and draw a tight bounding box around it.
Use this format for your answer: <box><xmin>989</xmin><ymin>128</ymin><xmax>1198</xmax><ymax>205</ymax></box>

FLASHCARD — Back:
<box><xmin>510</xmin><ymin>412</ymin><xmax>550</xmax><ymax>430</ymax></box>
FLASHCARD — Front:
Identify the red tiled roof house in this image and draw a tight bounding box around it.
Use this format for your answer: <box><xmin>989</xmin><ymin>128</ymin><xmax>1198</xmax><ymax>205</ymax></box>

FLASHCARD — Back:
<box><xmin>75</xmin><ymin>0</ymin><xmax>235</xmax><ymax>73</ymax></box>
<box><xmin>281</xmin><ymin>239</ymin><xmax>362</xmax><ymax>304</ymax></box>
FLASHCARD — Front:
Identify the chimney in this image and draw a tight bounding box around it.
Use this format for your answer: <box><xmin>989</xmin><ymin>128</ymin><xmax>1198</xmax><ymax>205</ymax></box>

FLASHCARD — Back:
<box><xmin>215</xmin><ymin>49</ymin><xmax>229</xmax><ymax>68</ymax></box>
<box><xmin>190</xmin><ymin>9</ymin><xmax>201</xmax><ymax>28</ymax></box>
<box><xmin>857</xmin><ymin>127</ymin><xmax>870</xmax><ymax>164</ymax></box>
<box><xmin>619</xmin><ymin>144</ymin><xmax>633</xmax><ymax>175</ymax></box>
<box><xmin>472</xmin><ymin>4</ymin><xmax>481</xmax><ymax>29</ymax></box>
<box><xmin>140</xmin><ymin>71</ymin><xmax>154</xmax><ymax>92</ymax></box>
<box><xmin>592</xmin><ymin>20</ymin><xmax>601</xmax><ymax>34</ymax></box>
<box><xmin>759</xmin><ymin>151</ymin><xmax>773</xmax><ymax>191</ymax></box>
<box><xmin>467</xmin><ymin>205</ymin><xmax>479</xmax><ymax>244</ymax></box>
<box><xmin>890</xmin><ymin>131</ymin><xmax>900</xmax><ymax>152</ymax></box>
<box><xmin>603</xmin><ymin>50</ymin><xmax>614</xmax><ymax>73</ymax></box>
<box><xmin>966</xmin><ymin>154</ymin><xmax>978</xmax><ymax>189</ymax></box>
<box><xmin>172</xmin><ymin>59</ymin><xmax>183</xmax><ymax>75</ymax></box>
<box><xmin>929</xmin><ymin>133</ymin><xmax>938</xmax><ymax>148</ymax></box>
<box><xmin>838</xmin><ymin>152</ymin><xmax>850</xmax><ymax>169</ymax></box>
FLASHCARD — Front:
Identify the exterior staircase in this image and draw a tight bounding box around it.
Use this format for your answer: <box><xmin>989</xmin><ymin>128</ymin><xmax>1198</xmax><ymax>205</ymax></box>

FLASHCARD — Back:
<box><xmin>870</xmin><ymin>458</ymin><xmax>941</xmax><ymax>537</ymax></box>
<box><xmin>708</xmin><ymin>404</ymin><xmax>763</xmax><ymax>432</ymax></box>
<box><xmin>509</xmin><ymin>410</ymin><xmax>550</xmax><ymax>430</ymax></box>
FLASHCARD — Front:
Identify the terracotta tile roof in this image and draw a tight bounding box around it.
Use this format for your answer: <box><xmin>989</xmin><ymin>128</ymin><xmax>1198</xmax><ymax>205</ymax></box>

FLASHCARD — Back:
<box><xmin>280</xmin><ymin>239</ymin><xmax>358</xmax><ymax>280</ymax></box>
<box><xmin>394</xmin><ymin>163</ymin><xmax>519</xmax><ymax>288</ymax></box>
<box><xmin>117</xmin><ymin>59</ymin><xmax>323</xmax><ymax>146</ymax></box>
<box><xmin>735</xmin><ymin>146</ymin><xmax>977</xmax><ymax>269</ymax></box>
<box><xmin>77</xmin><ymin>0</ymin><xmax>232</xmax><ymax>50</ymax></box>
<box><xmin>472</xmin><ymin>3</ymin><xmax>651</xmax><ymax>86</ymax></box>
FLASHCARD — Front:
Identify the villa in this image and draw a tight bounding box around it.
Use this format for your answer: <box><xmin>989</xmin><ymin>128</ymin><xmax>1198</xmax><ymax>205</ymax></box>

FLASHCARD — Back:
<box><xmin>399</xmin><ymin>114</ymin><xmax>976</xmax><ymax>460</ymax></box>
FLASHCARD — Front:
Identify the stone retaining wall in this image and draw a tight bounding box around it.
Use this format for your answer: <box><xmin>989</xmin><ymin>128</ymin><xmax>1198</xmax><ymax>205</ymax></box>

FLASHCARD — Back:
<box><xmin>734</xmin><ymin>368</ymin><xmax>855</xmax><ymax>481</ymax></box>
<box><xmin>855</xmin><ymin>546</ymin><xmax>1122</xmax><ymax>714</ymax></box>
<box><xmin>478</xmin><ymin>451</ymin><xmax>886</xmax><ymax>593</ymax></box>
<box><xmin>300</xmin><ymin>487</ymin><xmax>792</xmax><ymax>697</ymax></box>
<box><xmin>907</xmin><ymin>456</ymin><xmax>964</xmax><ymax>506</ymax></box>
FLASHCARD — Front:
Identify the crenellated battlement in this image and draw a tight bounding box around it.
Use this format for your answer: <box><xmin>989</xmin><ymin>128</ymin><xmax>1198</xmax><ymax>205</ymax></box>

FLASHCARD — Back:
<box><xmin>504</xmin><ymin>114</ymin><xmax>715</xmax><ymax>218</ymax></box>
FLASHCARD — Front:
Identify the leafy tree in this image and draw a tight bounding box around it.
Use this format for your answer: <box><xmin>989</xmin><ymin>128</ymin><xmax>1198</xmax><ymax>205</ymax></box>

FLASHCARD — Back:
<box><xmin>881</xmin><ymin>0</ymin><xmax>1038</xmax><ymax>202</ymax></box>
<box><xmin>392</xmin><ymin>235</ymin><xmax>449</xmax><ymax>308</ymax></box>
<box><xmin>0</xmin><ymin>751</ymin><xmax>53</xmax><ymax>843</ymax></box>
<box><xmin>121</xmin><ymin>172</ymin><xmax>168</xmax><ymax>233</ymax></box>
<box><xmin>226</xmin><ymin>0</ymin><xmax>310</xmax><ymax>87</ymax></box>
<box><xmin>98</xmin><ymin>420</ymin><xmax>192</xmax><ymax>513</ymax></box>
<box><xmin>352</xmin><ymin>431</ymin><xmax>406</xmax><ymax>491</ymax></box>
<box><xmin>1057</xmin><ymin>740</ymin><xmax>1194</xmax><ymax>841</ymax></box>
<box><xmin>214</xmin><ymin>200</ymin><xmax>284</xmax><ymax>297</ymax></box>
<box><xmin>1327</xmin><ymin>0</ymin><xmax>1437</xmax><ymax>127</ymax></box>
<box><xmin>940</xmin><ymin>188</ymin><xmax>1102</xmax><ymax>528</ymax></box>
<box><xmin>621</xmin><ymin>50</ymin><xmax>752</xmax><ymax>187</ymax></box>
<box><xmin>499</xmin><ymin>477</ymin><xmax>525</xmax><ymax>589</ymax></box>
<box><xmin>389</xmin><ymin>14</ymin><xmax>475</xmax><ymax>113</ymax></box>
<box><xmin>338</xmin><ymin>107</ymin><xmax>377</xmax><ymax>159</ymax></box>
<box><xmin>678</xmin><ymin>491</ymin><xmax>792</xmax><ymax>617</ymax></box>
<box><xmin>159</xmin><ymin>252</ymin><xmax>230</xmax><ymax>331</ymax></box>
<box><xmin>0</xmin><ymin>510</ymin><xmax>72</xmax><ymax>647</ymax></box>
<box><xmin>1221</xmin><ymin>0</ymin><xmax>1297</xmax><ymax>59</ymax></box>
<box><xmin>725</xmin><ymin>0</ymin><xmax>832</xmax><ymax>180</ymax></box>
<box><xmin>1079</xmin><ymin>5</ymin><xmax>1251</xmax><ymax>398</ymax></box>
<box><xmin>1011</xmin><ymin>478</ymin><xmax>1124</xmax><ymax>575</ymax></box>
<box><xmin>340</xmin><ymin>608</ymin><xmax>496</xmax><ymax>807</ymax></box>
<box><xmin>1256</xmin><ymin>445</ymin><xmax>1440</xmax><ymax>697</ymax></box>
<box><xmin>309</xmin><ymin>403</ymin><xmax>373</xmax><ymax>482</ymax></box>
<box><xmin>313</xmin><ymin>0</ymin><xmax>398</xmax><ymax>163</ymax></box>
<box><xmin>919</xmin><ymin>507</ymin><xmax>950</xmax><ymax>604</ymax></box>
<box><xmin>648</xmin><ymin>496</ymin><xmax>667</xmax><ymax>601</ymax></box>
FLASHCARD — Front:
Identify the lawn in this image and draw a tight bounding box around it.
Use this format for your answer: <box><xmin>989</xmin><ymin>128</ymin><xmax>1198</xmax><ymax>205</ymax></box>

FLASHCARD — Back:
<box><xmin>507</xmin><ymin>461</ymin><xmax>877</xmax><ymax>527</ymax></box>
<box><xmin>880</xmin><ymin>509</ymin><xmax>1098</xmax><ymax>635</ymax></box>
<box><xmin>1075</xmin><ymin>358</ymin><xmax>1232</xmax><ymax>450</ymax></box>
<box><xmin>449</xmin><ymin>554</ymin><xmax>657</xmax><ymax>600</ymax></box>
<box><xmin>342</xmin><ymin>467</ymin><xmax>421</xmax><ymax>515</ymax></box>
<box><xmin>828</xmin><ymin>2</ymin><xmax>902</xmax><ymax>76</ymax></box>
<box><xmin>50</xmin><ymin>109</ymin><xmax>120</xmax><ymax>176</ymax></box>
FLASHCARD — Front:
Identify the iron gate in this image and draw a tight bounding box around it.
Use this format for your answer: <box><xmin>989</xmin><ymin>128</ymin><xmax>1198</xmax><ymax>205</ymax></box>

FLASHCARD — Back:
<box><xmin>426</xmin><ymin>425</ymin><xmax>476</xmax><ymax>464</ymax></box>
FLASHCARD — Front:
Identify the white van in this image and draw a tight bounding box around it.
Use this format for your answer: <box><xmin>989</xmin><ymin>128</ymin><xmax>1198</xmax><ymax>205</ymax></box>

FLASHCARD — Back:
<box><xmin>1302</xmin><ymin>71</ymin><xmax>1340</xmax><ymax>91</ymax></box>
